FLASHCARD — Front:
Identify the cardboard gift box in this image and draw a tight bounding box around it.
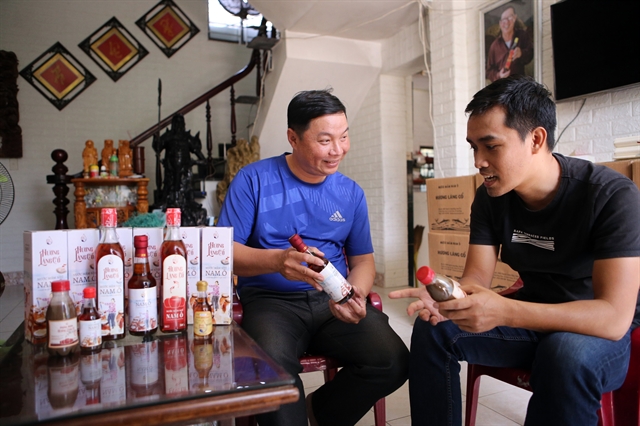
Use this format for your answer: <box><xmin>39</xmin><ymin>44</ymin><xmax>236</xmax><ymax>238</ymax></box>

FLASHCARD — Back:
<box><xmin>426</xmin><ymin>175</ymin><xmax>483</xmax><ymax>234</ymax></box>
<box><xmin>200</xmin><ymin>227</ymin><xmax>233</xmax><ymax>325</ymax></box>
<box><xmin>428</xmin><ymin>231</ymin><xmax>519</xmax><ymax>292</ymax></box>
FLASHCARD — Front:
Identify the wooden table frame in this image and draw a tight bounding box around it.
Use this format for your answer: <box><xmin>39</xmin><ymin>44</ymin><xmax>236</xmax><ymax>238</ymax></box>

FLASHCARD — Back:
<box><xmin>38</xmin><ymin>386</ymin><xmax>299</xmax><ymax>426</ymax></box>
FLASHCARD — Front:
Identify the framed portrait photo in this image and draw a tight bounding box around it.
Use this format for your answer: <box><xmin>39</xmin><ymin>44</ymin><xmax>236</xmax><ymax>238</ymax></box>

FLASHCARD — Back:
<box><xmin>480</xmin><ymin>0</ymin><xmax>541</xmax><ymax>86</ymax></box>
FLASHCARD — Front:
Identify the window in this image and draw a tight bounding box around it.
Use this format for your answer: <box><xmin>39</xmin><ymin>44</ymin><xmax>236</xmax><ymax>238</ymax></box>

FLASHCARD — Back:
<box><xmin>208</xmin><ymin>0</ymin><xmax>278</xmax><ymax>45</ymax></box>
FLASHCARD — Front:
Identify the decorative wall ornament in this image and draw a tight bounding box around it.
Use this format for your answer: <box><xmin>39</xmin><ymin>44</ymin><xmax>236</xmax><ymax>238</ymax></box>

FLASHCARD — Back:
<box><xmin>19</xmin><ymin>42</ymin><xmax>96</xmax><ymax>111</ymax></box>
<box><xmin>79</xmin><ymin>17</ymin><xmax>148</xmax><ymax>82</ymax></box>
<box><xmin>136</xmin><ymin>0</ymin><xmax>200</xmax><ymax>58</ymax></box>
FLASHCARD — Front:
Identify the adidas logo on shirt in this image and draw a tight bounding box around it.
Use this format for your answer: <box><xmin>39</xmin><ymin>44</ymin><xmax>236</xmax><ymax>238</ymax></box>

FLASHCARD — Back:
<box><xmin>329</xmin><ymin>211</ymin><xmax>346</xmax><ymax>222</ymax></box>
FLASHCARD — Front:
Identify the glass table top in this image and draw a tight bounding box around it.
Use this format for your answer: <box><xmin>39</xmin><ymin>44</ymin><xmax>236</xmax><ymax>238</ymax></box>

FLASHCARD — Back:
<box><xmin>0</xmin><ymin>323</ymin><xmax>295</xmax><ymax>425</ymax></box>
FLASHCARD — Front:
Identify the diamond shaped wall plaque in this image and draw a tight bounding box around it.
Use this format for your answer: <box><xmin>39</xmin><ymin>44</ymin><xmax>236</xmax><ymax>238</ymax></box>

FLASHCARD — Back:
<box><xmin>136</xmin><ymin>0</ymin><xmax>200</xmax><ymax>58</ymax></box>
<box><xmin>79</xmin><ymin>17</ymin><xmax>148</xmax><ymax>82</ymax></box>
<box><xmin>19</xmin><ymin>42</ymin><xmax>96</xmax><ymax>111</ymax></box>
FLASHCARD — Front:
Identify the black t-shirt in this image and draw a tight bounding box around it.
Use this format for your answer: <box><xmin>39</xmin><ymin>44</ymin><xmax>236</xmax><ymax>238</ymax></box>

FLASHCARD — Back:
<box><xmin>470</xmin><ymin>153</ymin><xmax>640</xmax><ymax>326</ymax></box>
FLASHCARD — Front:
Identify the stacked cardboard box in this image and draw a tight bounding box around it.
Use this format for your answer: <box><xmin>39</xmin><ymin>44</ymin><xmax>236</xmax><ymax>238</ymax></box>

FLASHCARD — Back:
<box><xmin>425</xmin><ymin>174</ymin><xmax>519</xmax><ymax>292</ymax></box>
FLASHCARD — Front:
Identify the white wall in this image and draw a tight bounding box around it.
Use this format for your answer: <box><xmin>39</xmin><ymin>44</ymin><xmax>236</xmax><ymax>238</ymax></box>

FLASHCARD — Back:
<box><xmin>0</xmin><ymin>0</ymin><xmax>257</xmax><ymax>277</ymax></box>
<box><xmin>342</xmin><ymin>20</ymin><xmax>427</xmax><ymax>287</ymax></box>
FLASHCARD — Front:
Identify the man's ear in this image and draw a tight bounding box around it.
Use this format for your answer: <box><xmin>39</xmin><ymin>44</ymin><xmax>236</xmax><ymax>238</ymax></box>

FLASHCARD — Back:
<box><xmin>287</xmin><ymin>128</ymin><xmax>298</xmax><ymax>148</ymax></box>
<box><xmin>531</xmin><ymin>126</ymin><xmax>548</xmax><ymax>153</ymax></box>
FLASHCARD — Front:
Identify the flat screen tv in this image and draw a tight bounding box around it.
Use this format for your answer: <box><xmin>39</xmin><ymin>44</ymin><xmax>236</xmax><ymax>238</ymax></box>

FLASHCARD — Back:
<box><xmin>550</xmin><ymin>0</ymin><xmax>640</xmax><ymax>101</ymax></box>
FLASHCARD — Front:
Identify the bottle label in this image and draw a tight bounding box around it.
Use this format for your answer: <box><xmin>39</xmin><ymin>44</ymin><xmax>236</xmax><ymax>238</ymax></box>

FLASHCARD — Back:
<box><xmin>48</xmin><ymin>318</ymin><xmax>79</xmax><ymax>348</ymax></box>
<box><xmin>193</xmin><ymin>342</ymin><xmax>213</xmax><ymax>374</ymax></box>
<box><xmin>79</xmin><ymin>318</ymin><xmax>102</xmax><ymax>348</ymax></box>
<box><xmin>49</xmin><ymin>363</ymin><xmax>80</xmax><ymax>396</ymax></box>
<box><xmin>162</xmin><ymin>254</ymin><xmax>187</xmax><ymax>330</ymax></box>
<box><xmin>164</xmin><ymin>338</ymin><xmax>188</xmax><ymax>395</ymax></box>
<box><xmin>194</xmin><ymin>311</ymin><xmax>213</xmax><ymax>337</ymax></box>
<box><xmin>97</xmin><ymin>254</ymin><xmax>125</xmax><ymax>337</ymax></box>
<box><xmin>317</xmin><ymin>263</ymin><xmax>353</xmax><ymax>303</ymax></box>
<box><xmin>129</xmin><ymin>288</ymin><xmax>158</xmax><ymax>332</ymax></box>
<box><xmin>130</xmin><ymin>341</ymin><xmax>159</xmax><ymax>387</ymax></box>
<box><xmin>80</xmin><ymin>352</ymin><xmax>103</xmax><ymax>383</ymax></box>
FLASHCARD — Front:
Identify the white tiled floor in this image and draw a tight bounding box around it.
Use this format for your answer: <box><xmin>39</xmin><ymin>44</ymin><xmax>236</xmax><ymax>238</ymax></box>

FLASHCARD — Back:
<box><xmin>0</xmin><ymin>284</ymin><xmax>531</xmax><ymax>425</ymax></box>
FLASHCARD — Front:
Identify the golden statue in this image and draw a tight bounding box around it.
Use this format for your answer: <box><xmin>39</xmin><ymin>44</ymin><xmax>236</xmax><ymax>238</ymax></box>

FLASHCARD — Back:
<box><xmin>102</xmin><ymin>139</ymin><xmax>116</xmax><ymax>168</ymax></box>
<box><xmin>82</xmin><ymin>140</ymin><xmax>98</xmax><ymax>174</ymax></box>
<box><xmin>118</xmin><ymin>140</ymin><xmax>133</xmax><ymax>177</ymax></box>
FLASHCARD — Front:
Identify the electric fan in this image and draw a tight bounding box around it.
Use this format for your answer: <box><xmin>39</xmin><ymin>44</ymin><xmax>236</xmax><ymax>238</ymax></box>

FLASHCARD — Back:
<box><xmin>0</xmin><ymin>161</ymin><xmax>15</xmax><ymax>225</ymax></box>
<box><xmin>218</xmin><ymin>0</ymin><xmax>260</xmax><ymax>20</ymax></box>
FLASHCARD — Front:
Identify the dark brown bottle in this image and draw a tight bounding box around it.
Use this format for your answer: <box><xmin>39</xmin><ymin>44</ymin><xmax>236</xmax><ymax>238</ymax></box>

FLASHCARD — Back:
<box><xmin>78</xmin><ymin>286</ymin><xmax>102</xmax><ymax>353</ymax></box>
<box><xmin>47</xmin><ymin>353</ymin><xmax>80</xmax><ymax>409</ymax></box>
<box><xmin>288</xmin><ymin>234</ymin><xmax>354</xmax><ymax>304</ymax></box>
<box><xmin>96</xmin><ymin>208</ymin><xmax>125</xmax><ymax>340</ymax></box>
<box><xmin>128</xmin><ymin>235</ymin><xmax>158</xmax><ymax>336</ymax></box>
<box><xmin>46</xmin><ymin>280</ymin><xmax>79</xmax><ymax>356</ymax></box>
<box><xmin>160</xmin><ymin>208</ymin><xmax>187</xmax><ymax>333</ymax></box>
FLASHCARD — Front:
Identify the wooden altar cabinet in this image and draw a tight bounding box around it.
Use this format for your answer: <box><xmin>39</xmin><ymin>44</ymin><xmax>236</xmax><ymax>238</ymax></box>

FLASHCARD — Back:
<box><xmin>71</xmin><ymin>177</ymin><xmax>149</xmax><ymax>228</ymax></box>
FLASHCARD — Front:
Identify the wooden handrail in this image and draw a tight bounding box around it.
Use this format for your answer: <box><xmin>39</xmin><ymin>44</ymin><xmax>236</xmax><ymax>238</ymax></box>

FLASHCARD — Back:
<box><xmin>130</xmin><ymin>49</ymin><xmax>261</xmax><ymax>148</ymax></box>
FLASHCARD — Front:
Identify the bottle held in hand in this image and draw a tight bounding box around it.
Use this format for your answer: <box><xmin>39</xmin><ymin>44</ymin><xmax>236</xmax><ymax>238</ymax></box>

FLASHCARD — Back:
<box><xmin>288</xmin><ymin>234</ymin><xmax>354</xmax><ymax>304</ymax></box>
<box><xmin>416</xmin><ymin>266</ymin><xmax>466</xmax><ymax>302</ymax></box>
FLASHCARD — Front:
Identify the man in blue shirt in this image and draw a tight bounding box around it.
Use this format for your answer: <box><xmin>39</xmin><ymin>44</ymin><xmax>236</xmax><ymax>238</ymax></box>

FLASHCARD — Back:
<box><xmin>217</xmin><ymin>89</ymin><xmax>409</xmax><ymax>426</ymax></box>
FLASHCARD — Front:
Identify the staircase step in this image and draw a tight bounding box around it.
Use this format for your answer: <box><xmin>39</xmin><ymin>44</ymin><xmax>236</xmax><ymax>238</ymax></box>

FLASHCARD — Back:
<box><xmin>235</xmin><ymin>95</ymin><xmax>259</xmax><ymax>105</ymax></box>
<box><xmin>246</xmin><ymin>36</ymin><xmax>279</xmax><ymax>50</ymax></box>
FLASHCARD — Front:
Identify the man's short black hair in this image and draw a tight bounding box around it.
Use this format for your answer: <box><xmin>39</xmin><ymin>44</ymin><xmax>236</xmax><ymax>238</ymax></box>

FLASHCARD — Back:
<box><xmin>287</xmin><ymin>89</ymin><xmax>347</xmax><ymax>137</ymax></box>
<box><xmin>465</xmin><ymin>76</ymin><xmax>557</xmax><ymax>150</ymax></box>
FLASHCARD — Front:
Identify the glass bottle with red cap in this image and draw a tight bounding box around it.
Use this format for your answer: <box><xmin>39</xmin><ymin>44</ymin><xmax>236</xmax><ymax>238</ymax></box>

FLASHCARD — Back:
<box><xmin>416</xmin><ymin>266</ymin><xmax>466</xmax><ymax>302</ymax></box>
<box><xmin>160</xmin><ymin>208</ymin><xmax>187</xmax><ymax>333</ymax></box>
<box><xmin>46</xmin><ymin>280</ymin><xmax>79</xmax><ymax>356</ymax></box>
<box><xmin>95</xmin><ymin>208</ymin><xmax>125</xmax><ymax>340</ymax></box>
<box><xmin>128</xmin><ymin>234</ymin><xmax>158</xmax><ymax>336</ymax></box>
<box><xmin>288</xmin><ymin>233</ymin><xmax>354</xmax><ymax>304</ymax></box>
<box><xmin>78</xmin><ymin>286</ymin><xmax>102</xmax><ymax>353</ymax></box>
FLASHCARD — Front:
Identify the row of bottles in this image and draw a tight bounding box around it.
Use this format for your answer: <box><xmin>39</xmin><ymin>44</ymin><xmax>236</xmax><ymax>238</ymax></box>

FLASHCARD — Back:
<box><xmin>46</xmin><ymin>207</ymin><xmax>204</xmax><ymax>356</ymax></box>
<box><xmin>95</xmin><ymin>207</ymin><xmax>188</xmax><ymax>339</ymax></box>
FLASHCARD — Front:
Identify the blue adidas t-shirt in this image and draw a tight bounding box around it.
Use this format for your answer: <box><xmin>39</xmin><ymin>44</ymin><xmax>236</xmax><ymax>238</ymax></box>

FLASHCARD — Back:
<box><xmin>217</xmin><ymin>153</ymin><xmax>374</xmax><ymax>292</ymax></box>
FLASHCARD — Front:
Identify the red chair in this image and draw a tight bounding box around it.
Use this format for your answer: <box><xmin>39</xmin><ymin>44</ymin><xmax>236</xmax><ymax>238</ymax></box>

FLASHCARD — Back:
<box><xmin>465</xmin><ymin>280</ymin><xmax>640</xmax><ymax>426</ymax></box>
<box><xmin>233</xmin><ymin>289</ymin><xmax>386</xmax><ymax>426</ymax></box>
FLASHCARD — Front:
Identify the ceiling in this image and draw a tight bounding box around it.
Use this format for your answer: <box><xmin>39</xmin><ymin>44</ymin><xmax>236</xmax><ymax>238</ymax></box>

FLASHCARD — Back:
<box><xmin>249</xmin><ymin>0</ymin><xmax>422</xmax><ymax>41</ymax></box>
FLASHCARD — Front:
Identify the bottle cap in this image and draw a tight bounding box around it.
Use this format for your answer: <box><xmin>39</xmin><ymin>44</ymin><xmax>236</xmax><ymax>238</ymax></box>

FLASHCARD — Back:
<box><xmin>109</xmin><ymin>154</ymin><xmax>118</xmax><ymax>162</ymax></box>
<box><xmin>288</xmin><ymin>234</ymin><xmax>307</xmax><ymax>252</ymax></box>
<box><xmin>196</xmin><ymin>280</ymin><xmax>208</xmax><ymax>292</ymax></box>
<box><xmin>134</xmin><ymin>235</ymin><xmax>148</xmax><ymax>248</ymax></box>
<box><xmin>101</xmin><ymin>208</ymin><xmax>117</xmax><ymax>227</ymax></box>
<box><xmin>83</xmin><ymin>286</ymin><xmax>96</xmax><ymax>298</ymax></box>
<box><xmin>416</xmin><ymin>266</ymin><xmax>436</xmax><ymax>285</ymax></box>
<box><xmin>166</xmin><ymin>208</ymin><xmax>181</xmax><ymax>226</ymax></box>
<box><xmin>51</xmin><ymin>280</ymin><xmax>70</xmax><ymax>292</ymax></box>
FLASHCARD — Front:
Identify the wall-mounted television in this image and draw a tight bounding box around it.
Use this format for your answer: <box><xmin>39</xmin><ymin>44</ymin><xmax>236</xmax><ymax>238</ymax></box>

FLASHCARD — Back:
<box><xmin>550</xmin><ymin>0</ymin><xmax>640</xmax><ymax>101</ymax></box>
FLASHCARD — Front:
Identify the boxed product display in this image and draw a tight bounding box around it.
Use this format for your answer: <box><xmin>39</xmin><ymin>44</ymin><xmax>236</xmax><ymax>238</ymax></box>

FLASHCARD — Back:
<box><xmin>115</xmin><ymin>227</ymin><xmax>133</xmax><ymax>295</ymax></box>
<box><xmin>67</xmin><ymin>228</ymin><xmax>99</xmax><ymax>316</ymax></box>
<box><xmin>428</xmin><ymin>231</ymin><xmax>519</xmax><ymax>292</ymax></box>
<box><xmin>181</xmin><ymin>226</ymin><xmax>202</xmax><ymax>324</ymax></box>
<box><xmin>200</xmin><ymin>227</ymin><xmax>233</xmax><ymax>325</ymax></box>
<box><xmin>425</xmin><ymin>175</ymin><xmax>483</xmax><ymax>234</ymax></box>
<box><xmin>24</xmin><ymin>230</ymin><xmax>68</xmax><ymax>344</ymax></box>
